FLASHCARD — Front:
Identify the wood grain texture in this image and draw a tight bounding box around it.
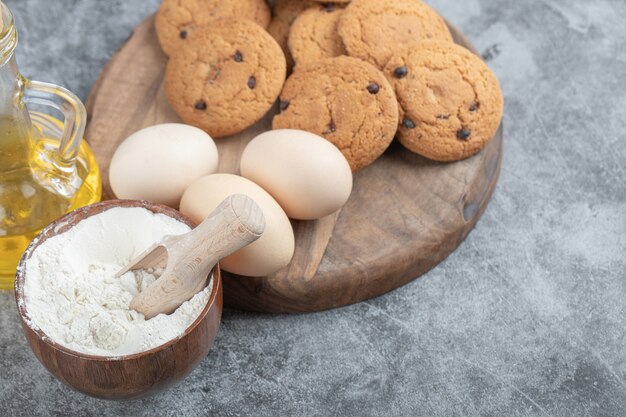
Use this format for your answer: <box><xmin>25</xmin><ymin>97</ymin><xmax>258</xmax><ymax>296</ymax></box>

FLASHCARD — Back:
<box><xmin>85</xmin><ymin>16</ymin><xmax>503</xmax><ymax>313</ymax></box>
<box><xmin>14</xmin><ymin>200</ymin><xmax>223</xmax><ymax>400</ymax></box>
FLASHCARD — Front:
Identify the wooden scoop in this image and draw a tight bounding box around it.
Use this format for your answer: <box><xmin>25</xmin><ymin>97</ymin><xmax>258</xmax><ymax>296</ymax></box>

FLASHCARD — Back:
<box><xmin>118</xmin><ymin>194</ymin><xmax>265</xmax><ymax>319</ymax></box>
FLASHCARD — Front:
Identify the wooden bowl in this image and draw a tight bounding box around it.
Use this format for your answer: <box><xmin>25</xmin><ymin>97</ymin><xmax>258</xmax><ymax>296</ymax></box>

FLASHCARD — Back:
<box><xmin>14</xmin><ymin>200</ymin><xmax>223</xmax><ymax>400</ymax></box>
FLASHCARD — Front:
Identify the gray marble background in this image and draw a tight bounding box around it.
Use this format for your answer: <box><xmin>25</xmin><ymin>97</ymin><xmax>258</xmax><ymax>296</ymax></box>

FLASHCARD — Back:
<box><xmin>1</xmin><ymin>0</ymin><xmax>625</xmax><ymax>416</ymax></box>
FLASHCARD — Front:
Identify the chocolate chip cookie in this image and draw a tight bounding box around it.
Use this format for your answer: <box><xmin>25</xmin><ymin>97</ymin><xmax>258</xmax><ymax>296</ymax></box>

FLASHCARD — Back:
<box><xmin>267</xmin><ymin>0</ymin><xmax>317</xmax><ymax>70</ymax></box>
<box><xmin>384</xmin><ymin>41</ymin><xmax>503</xmax><ymax>161</ymax></box>
<box><xmin>338</xmin><ymin>0</ymin><xmax>453</xmax><ymax>68</ymax></box>
<box><xmin>273</xmin><ymin>56</ymin><xmax>398</xmax><ymax>171</ymax></box>
<box><xmin>288</xmin><ymin>3</ymin><xmax>346</xmax><ymax>67</ymax></box>
<box><xmin>156</xmin><ymin>0</ymin><xmax>271</xmax><ymax>57</ymax></box>
<box><xmin>165</xmin><ymin>18</ymin><xmax>286</xmax><ymax>138</ymax></box>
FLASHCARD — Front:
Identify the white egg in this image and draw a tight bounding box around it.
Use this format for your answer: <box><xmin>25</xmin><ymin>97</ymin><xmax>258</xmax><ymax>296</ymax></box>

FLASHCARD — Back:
<box><xmin>109</xmin><ymin>124</ymin><xmax>218</xmax><ymax>207</ymax></box>
<box><xmin>180</xmin><ymin>174</ymin><xmax>295</xmax><ymax>277</ymax></box>
<box><xmin>240</xmin><ymin>129</ymin><xmax>353</xmax><ymax>220</ymax></box>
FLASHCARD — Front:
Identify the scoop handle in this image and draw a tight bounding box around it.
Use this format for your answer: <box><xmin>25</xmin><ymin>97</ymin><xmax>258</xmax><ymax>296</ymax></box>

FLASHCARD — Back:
<box><xmin>130</xmin><ymin>194</ymin><xmax>265</xmax><ymax>318</ymax></box>
<box><xmin>176</xmin><ymin>193</ymin><xmax>265</xmax><ymax>275</ymax></box>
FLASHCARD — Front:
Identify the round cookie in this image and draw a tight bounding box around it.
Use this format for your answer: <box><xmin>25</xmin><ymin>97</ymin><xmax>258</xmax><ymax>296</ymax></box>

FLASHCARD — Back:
<box><xmin>273</xmin><ymin>56</ymin><xmax>398</xmax><ymax>171</ymax></box>
<box><xmin>267</xmin><ymin>0</ymin><xmax>317</xmax><ymax>69</ymax></box>
<box><xmin>155</xmin><ymin>0</ymin><xmax>271</xmax><ymax>57</ymax></box>
<box><xmin>338</xmin><ymin>0</ymin><xmax>453</xmax><ymax>68</ymax></box>
<box><xmin>288</xmin><ymin>3</ymin><xmax>346</xmax><ymax>67</ymax></box>
<box><xmin>384</xmin><ymin>41</ymin><xmax>503</xmax><ymax>162</ymax></box>
<box><xmin>165</xmin><ymin>18</ymin><xmax>286</xmax><ymax>138</ymax></box>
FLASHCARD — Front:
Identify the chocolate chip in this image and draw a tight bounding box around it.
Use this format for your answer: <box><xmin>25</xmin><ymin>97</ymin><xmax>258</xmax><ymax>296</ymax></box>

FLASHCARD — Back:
<box><xmin>247</xmin><ymin>76</ymin><xmax>256</xmax><ymax>89</ymax></box>
<box><xmin>393</xmin><ymin>66</ymin><xmax>408</xmax><ymax>78</ymax></box>
<box><xmin>179</xmin><ymin>30</ymin><xmax>188</xmax><ymax>39</ymax></box>
<box><xmin>323</xmin><ymin>120</ymin><xmax>337</xmax><ymax>134</ymax></box>
<box><xmin>402</xmin><ymin>117</ymin><xmax>416</xmax><ymax>129</ymax></box>
<box><xmin>469</xmin><ymin>101</ymin><xmax>480</xmax><ymax>112</ymax></box>
<box><xmin>367</xmin><ymin>83</ymin><xmax>380</xmax><ymax>94</ymax></box>
<box><xmin>457</xmin><ymin>128</ymin><xmax>471</xmax><ymax>140</ymax></box>
<box><xmin>436</xmin><ymin>114</ymin><xmax>450</xmax><ymax>120</ymax></box>
<box><xmin>233</xmin><ymin>51</ymin><xmax>243</xmax><ymax>62</ymax></box>
<box><xmin>322</xmin><ymin>3</ymin><xmax>335</xmax><ymax>12</ymax></box>
<box><xmin>279</xmin><ymin>99</ymin><xmax>290</xmax><ymax>112</ymax></box>
<box><xmin>194</xmin><ymin>100</ymin><xmax>207</xmax><ymax>110</ymax></box>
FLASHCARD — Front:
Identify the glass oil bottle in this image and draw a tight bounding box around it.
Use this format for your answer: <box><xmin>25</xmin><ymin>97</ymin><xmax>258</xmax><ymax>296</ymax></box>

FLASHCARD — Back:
<box><xmin>0</xmin><ymin>2</ymin><xmax>102</xmax><ymax>289</ymax></box>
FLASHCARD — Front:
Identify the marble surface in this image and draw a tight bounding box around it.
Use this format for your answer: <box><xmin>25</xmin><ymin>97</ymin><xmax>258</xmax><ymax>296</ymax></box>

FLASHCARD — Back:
<box><xmin>1</xmin><ymin>0</ymin><xmax>625</xmax><ymax>415</ymax></box>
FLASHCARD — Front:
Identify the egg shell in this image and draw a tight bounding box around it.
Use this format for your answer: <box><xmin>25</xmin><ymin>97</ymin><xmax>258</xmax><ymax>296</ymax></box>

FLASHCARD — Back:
<box><xmin>179</xmin><ymin>174</ymin><xmax>295</xmax><ymax>277</ymax></box>
<box><xmin>240</xmin><ymin>129</ymin><xmax>353</xmax><ymax>220</ymax></box>
<box><xmin>109</xmin><ymin>124</ymin><xmax>218</xmax><ymax>208</ymax></box>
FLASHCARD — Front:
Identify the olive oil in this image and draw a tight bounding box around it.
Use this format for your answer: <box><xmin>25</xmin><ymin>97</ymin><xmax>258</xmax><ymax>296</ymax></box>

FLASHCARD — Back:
<box><xmin>0</xmin><ymin>2</ymin><xmax>102</xmax><ymax>289</ymax></box>
<box><xmin>0</xmin><ymin>115</ymin><xmax>101</xmax><ymax>289</ymax></box>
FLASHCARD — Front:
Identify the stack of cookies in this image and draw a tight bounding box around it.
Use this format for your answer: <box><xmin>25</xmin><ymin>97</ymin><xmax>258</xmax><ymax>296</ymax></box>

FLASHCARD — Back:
<box><xmin>157</xmin><ymin>0</ymin><xmax>503</xmax><ymax>170</ymax></box>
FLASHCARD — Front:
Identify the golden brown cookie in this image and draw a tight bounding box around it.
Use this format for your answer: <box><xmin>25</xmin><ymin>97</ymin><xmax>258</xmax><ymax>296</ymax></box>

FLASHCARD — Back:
<box><xmin>165</xmin><ymin>18</ymin><xmax>286</xmax><ymax>138</ymax></box>
<box><xmin>155</xmin><ymin>0</ymin><xmax>271</xmax><ymax>57</ymax></box>
<box><xmin>338</xmin><ymin>0</ymin><xmax>453</xmax><ymax>68</ymax></box>
<box><xmin>288</xmin><ymin>3</ymin><xmax>346</xmax><ymax>67</ymax></box>
<box><xmin>267</xmin><ymin>0</ymin><xmax>317</xmax><ymax>70</ymax></box>
<box><xmin>273</xmin><ymin>56</ymin><xmax>398</xmax><ymax>171</ymax></box>
<box><xmin>384</xmin><ymin>41</ymin><xmax>503</xmax><ymax>162</ymax></box>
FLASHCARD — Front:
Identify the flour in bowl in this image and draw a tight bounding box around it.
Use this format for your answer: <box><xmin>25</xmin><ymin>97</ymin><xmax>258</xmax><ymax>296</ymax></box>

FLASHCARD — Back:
<box><xmin>22</xmin><ymin>206</ymin><xmax>213</xmax><ymax>357</ymax></box>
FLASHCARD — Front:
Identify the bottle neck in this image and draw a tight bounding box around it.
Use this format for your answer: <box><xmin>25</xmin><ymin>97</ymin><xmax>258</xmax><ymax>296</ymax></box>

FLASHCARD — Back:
<box><xmin>0</xmin><ymin>1</ymin><xmax>17</xmax><ymax>67</ymax></box>
<box><xmin>0</xmin><ymin>2</ymin><xmax>32</xmax><ymax>174</ymax></box>
<box><xmin>0</xmin><ymin>2</ymin><xmax>25</xmax><ymax>118</ymax></box>
<box><xmin>0</xmin><ymin>0</ymin><xmax>30</xmax><ymax>130</ymax></box>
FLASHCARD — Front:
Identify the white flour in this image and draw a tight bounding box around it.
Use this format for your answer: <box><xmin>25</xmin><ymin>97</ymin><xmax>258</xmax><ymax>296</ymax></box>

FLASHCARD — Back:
<box><xmin>22</xmin><ymin>207</ymin><xmax>213</xmax><ymax>357</ymax></box>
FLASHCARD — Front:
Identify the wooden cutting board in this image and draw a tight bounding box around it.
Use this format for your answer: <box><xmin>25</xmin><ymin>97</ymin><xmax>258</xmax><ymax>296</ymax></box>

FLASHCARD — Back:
<box><xmin>85</xmin><ymin>16</ymin><xmax>503</xmax><ymax>313</ymax></box>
